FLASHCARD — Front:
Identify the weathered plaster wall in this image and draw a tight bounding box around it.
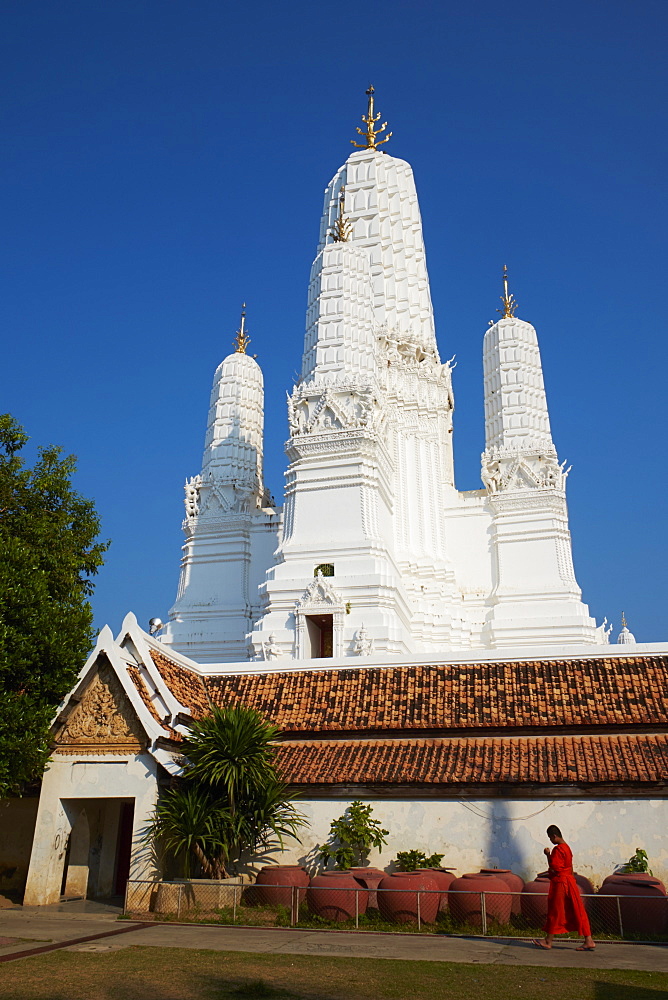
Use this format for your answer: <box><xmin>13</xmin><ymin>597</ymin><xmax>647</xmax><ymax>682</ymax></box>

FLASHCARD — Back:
<box><xmin>23</xmin><ymin>752</ymin><xmax>160</xmax><ymax>906</ymax></box>
<box><xmin>265</xmin><ymin>798</ymin><xmax>668</xmax><ymax>888</ymax></box>
<box><xmin>0</xmin><ymin>797</ymin><xmax>39</xmax><ymax>893</ymax></box>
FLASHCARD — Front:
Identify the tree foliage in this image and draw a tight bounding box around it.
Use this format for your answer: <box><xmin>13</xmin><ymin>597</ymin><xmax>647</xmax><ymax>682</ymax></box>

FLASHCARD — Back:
<box><xmin>0</xmin><ymin>414</ymin><xmax>108</xmax><ymax>794</ymax></box>
<box><xmin>318</xmin><ymin>800</ymin><xmax>389</xmax><ymax>869</ymax></box>
<box><xmin>150</xmin><ymin>706</ymin><xmax>304</xmax><ymax>878</ymax></box>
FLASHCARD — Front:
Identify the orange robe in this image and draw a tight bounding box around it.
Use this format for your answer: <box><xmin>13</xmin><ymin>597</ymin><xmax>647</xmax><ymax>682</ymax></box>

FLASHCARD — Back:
<box><xmin>543</xmin><ymin>842</ymin><xmax>591</xmax><ymax>936</ymax></box>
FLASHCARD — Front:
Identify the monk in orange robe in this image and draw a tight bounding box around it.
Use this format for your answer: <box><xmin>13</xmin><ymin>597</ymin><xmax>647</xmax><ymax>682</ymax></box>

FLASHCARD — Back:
<box><xmin>533</xmin><ymin>825</ymin><xmax>595</xmax><ymax>951</ymax></box>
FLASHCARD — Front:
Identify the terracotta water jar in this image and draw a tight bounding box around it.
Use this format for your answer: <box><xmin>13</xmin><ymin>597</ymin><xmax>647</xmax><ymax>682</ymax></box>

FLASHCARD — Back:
<box><xmin>348</xmin><ymin>867</ymin><xmax>386</xmax><ymax>909</ymax></box>
<box><xmin>411</xmin><ymin>868</ymin><xmax>457</xmax><ymax>912</ymax></box>
<box><xmin>479</xmin><ymin>869</ymin><xmax>525</xmax><ymax>915</ymax></box>
<box><xmin>377</xmin><ymin>872</ymin><xmax>440</xmax><ymax>925</ymax></box>
<box><xmin>597</xmin><ymin>875</ymin><xmax>667</xmax><ymax>936</ymax></box>
<box><xmin>253</xmin><ymin>865</ymin><xmax>309</xmax><ymax>907</ymax></box>
<box><xmin>601</xmin><ymin>872</ymin><xmax>667</xmax><ymax>894</ymax></box>
<box><xmin>573</xmin><ymin>873</ymin><xmax>595</xmax><ymax>914</ymax></box>
<box><xmin>520</xmin><ymin>875</ymin><xmax>550</xmax><ymax>928</ymax></box>
<box><xmin>307</xmin><ymin>871</ymin><xmax>368</xmax><ymax>922</ymax></box>
<box><xmin>449</xmin><ymin>873</ymin><xmax>512</xmax><ymax>928</ymax></box>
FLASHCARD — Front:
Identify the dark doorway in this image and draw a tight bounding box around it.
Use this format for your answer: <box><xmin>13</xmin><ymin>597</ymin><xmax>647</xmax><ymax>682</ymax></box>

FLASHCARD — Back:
<box><xmin>306</xmin><ymin>614</ymin><xmax>333</xmax><ymax>657</ymax></box>
<box><xmin>114</xmin><ymin>801</ymin><xmax>135</xmax><ymax>896</ymax></box>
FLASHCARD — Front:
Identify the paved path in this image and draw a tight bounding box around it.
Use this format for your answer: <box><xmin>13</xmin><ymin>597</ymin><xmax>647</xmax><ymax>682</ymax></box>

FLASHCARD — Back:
<box><xmin>1</xmin><ymin>909</ymin><xmax>667</xmax><ymax>972</ymax></box>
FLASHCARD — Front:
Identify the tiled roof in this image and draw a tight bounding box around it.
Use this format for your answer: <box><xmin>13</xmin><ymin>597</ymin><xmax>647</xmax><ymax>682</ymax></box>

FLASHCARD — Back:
<box><xmin>275</xmin><ymin>733</ymin><xmax>668</xmax><ymax>786</ymax></box>
<box><xmin>126</xmin><ymin>665</ymin><xmax>162</xmax><ymax>724</ymax></box>
<box><xmin>150</xmin><ymin>651</ymin><xmax>210</xmax><ymax>716</ymax></box>
<box><xmin>153</xmin><ymin>655</ymin><xmax>668</xmax><ymax>733</ymax></box>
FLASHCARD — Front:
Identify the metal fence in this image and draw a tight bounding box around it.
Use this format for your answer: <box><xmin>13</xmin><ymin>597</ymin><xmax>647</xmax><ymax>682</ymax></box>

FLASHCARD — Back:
<box><xmin>124</xmin><ymin>880</ymin><xmax>668</xmax><ymax>941</ymax></box>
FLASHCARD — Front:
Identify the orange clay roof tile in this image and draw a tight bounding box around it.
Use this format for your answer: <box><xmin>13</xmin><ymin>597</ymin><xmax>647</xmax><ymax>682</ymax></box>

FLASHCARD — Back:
<box><xmin>186</xmin><ymin>657</ymin><xmax>668</xmax><ymax>733</ymax></box>
<box><xmin>274</xmin><ymin>734</ymin><xmax>668</xmax><ymax>786</ymax></box>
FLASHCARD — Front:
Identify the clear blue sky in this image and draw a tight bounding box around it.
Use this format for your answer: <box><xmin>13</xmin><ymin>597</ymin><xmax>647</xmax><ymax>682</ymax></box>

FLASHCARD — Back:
<box><xmin>2</xmin><ymin>0</ymin><xmax>666</xmax><ymax>642</ymax></box>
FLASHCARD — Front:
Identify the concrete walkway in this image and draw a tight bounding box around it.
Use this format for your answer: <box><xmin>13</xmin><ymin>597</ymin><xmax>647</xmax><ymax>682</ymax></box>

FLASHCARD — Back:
<box><xmin>1</xmin><ymin>909</ymin><xmax>667</xmax><ymax>973</ymax></box>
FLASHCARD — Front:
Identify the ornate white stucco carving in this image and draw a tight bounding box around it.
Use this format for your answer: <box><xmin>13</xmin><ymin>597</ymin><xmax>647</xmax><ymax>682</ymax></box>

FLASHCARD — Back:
<box><xmin>353</xmin><ymin>624</ymin><xmax>374</xmax><ymax>656</ymax></box>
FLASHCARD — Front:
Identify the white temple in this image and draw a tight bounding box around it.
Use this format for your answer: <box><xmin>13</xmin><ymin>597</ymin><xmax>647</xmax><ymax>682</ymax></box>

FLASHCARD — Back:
<box><xmin>162</xmin><ymin>88</ymin><xmax>605</xmax><ymax>664</ymax></box>
<box><xmin>15</xmin><ymin>90</ymin><xmax>667</xmax><ymax>912</ymax></box>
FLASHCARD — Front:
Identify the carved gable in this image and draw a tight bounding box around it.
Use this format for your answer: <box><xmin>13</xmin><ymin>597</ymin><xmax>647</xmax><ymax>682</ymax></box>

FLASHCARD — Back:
<box><xmin>54</xmin><ymin>659</ymin><xmax>146</xmax><ymax>755</ymax></box>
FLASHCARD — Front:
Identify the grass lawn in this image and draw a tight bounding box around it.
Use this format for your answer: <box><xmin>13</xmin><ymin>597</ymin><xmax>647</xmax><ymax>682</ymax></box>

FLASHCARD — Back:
<box><xmin>0</xmin><ymin>948</ymin><xmax>667</xmax><ymax>1000</ymax></box>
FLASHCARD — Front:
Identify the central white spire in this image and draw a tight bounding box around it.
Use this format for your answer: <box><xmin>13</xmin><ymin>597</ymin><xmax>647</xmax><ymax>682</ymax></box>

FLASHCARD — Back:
<box><xmin>310</xmin><ymin>149</ymin><xmax>439</xmax><ymax>360</ymax></box>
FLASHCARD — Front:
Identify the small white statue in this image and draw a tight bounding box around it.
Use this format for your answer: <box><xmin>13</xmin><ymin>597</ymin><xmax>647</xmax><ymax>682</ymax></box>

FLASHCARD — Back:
<box><xmin>263</xmin><ymin>634</ymin><xmax>281</xmax><ymax>661</ymax></box>
<box><xmin>184</xmin><ymin>476</ymin><xmax>201</xmax><ymax>518</ymax></box>
<box><xmin>354</xmin><ymin>625</ymin><xmax>373</xmax><ymax>656</ymax></box>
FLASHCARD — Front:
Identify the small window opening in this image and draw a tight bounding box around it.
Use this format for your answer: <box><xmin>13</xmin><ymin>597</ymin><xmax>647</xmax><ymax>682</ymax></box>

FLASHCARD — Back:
<box><xmin>314</xmin><ymin>563</ymin><xmax>334</xmax><ymax>577</ymax></box>
<box><xmin>306</xmin><ymin>614</ymin><xmax>333</xmax><ymax>658</ymax></box>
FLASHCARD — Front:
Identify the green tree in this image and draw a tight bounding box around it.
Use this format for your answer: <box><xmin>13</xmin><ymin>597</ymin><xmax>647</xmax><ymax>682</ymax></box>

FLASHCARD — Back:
<box><xmin>0</xmin><ymin>415</ymin><xmax>108</xmax><ymax>795</ymax></box>
<box><xmin>150</xmin><ymin>706</ymin><xmax>304</xmax><ymax>878</ymax></box>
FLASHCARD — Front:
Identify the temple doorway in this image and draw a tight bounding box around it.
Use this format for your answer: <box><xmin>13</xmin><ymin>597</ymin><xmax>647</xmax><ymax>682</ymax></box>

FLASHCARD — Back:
<box><xmin>60</xmin><ymin>798</ymin><xmax>135</xmax><ymax>901</ymax></box>
<box><xmin>306</xmin><ymin>614</ymin><xmax>333</xmax><ymax>657</ymax></box>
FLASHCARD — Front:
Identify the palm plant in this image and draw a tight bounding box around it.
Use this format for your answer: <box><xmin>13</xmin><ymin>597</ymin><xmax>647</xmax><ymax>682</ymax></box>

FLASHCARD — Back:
<box><xmin>150</xmin><ymin>706</ymin><xmax>304</xmax><ymax>878</ymax></box>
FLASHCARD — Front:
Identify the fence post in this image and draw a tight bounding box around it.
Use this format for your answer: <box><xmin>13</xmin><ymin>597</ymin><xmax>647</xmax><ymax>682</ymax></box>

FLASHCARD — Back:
<box><xmin>616</xmin><ymin>895</ymin><xmax>624</xmax><ymax>938</ymax></box>
<box><xmin>417</xmin><ymin>891</ymin><xmax>421</xmax><ymax>931</ymax></box>
<box><xmin>233</xmin><ymin>885</ymin><xmax>238</xmax><ymax>923</ymax></box>
<box><xmin>480</xmin><ymin>893</ymin><xmax>487</xmax><ymax>936</ymax></box>
<box><xmin>355</xmin><ymin>888</ymin><xmax>359</xmax><ymax>929</ymax></box>
<box><xmin>291</xmin><ymin>884</ymin><xmax>299</xmax><ymax>927</ymax></box>
<box><xmin>123</xmin><ymin>879</ymin><xmax>130</xmax><ymax>915</ymax></box>
<box><xmin>177</xmin><ymin>883</ymin><xmax>183</xmax><ymax>920</ymax></box>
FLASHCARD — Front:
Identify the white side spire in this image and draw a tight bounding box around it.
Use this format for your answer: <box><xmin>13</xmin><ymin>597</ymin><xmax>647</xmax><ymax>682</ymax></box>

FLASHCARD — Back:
<box><xmin>163</xmin><ymin>307</ymin><xmax>281</xmax><ymax>662</ymax></box>
<box><xmin>201</xmin><ymin>305</ymin><xmax>266</xmax><ymax>508</ymax></box>
<box><xmin>482</xmin><ymin>268</ymin><xmax>562</xmax><ymax>491</ymax></box>
<box><xmin>480</xmin><ymin>270</ymin><xmax>601</xmax><ymax>647</ymax></box>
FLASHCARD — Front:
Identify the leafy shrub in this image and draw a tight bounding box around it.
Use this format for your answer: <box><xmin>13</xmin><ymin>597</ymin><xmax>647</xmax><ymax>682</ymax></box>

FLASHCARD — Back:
<box><xmin>318</xmin><ymin>800</ymin><xmax>388</xmax><ymax>869</ymax></box>
<box><xmin>621</xmin><ymin>848</ymin><xmax>653</xmax><ymax>875</ymax></box>
<box><xmin>393</xmin><ymin>849</ymin><xmax>444</xmax><ymax>871</ymax></box>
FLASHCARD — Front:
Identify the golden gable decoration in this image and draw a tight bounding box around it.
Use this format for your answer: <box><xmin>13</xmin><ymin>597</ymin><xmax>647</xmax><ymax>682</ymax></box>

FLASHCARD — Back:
<box><xmin>54</xmin><ymin>660</ymin><xmax>146</xmax><ymax>755</ymax></box>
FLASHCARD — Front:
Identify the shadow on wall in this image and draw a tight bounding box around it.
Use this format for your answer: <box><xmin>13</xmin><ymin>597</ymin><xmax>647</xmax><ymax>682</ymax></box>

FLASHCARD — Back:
<box><xmin>484</xmin><ymin>799</ymin><xmax>534</xmax><ymax>879</ymax></box>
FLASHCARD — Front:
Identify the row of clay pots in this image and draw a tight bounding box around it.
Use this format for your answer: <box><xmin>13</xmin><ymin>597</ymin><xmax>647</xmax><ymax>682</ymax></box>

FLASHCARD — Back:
<box><xmin>244</xmin><ymin>864</ymin><xmax>668</xmax><ymax>935</ymax></box>
<box><xmin>253</xmin><ymin>865</ymin><xmax>527</xmax><ymax>926</ymax></box>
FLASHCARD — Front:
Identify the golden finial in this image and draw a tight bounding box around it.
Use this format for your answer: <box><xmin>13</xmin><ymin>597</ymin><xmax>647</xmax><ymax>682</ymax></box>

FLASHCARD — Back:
<box><xmin>497</xmin><ymin>264</ymin><xmax>518</xmax><ymax>319</ymax></box>
<box><xmin>351</xmin><ymin>86</ymin><xmax>392</xmax><ymax>151</ymax></box>
<box><xmin>621</xmin><ymin>611</ymin><xmax>627</xmax><ymax>629</ymax></box>
<box><xmin>330</xmin><ymin>185</ymin><xmax>353</xmax><ymax>242</ymax></box>
<box><xmin>234</xmin><ymin>304</ymin><xmax>250</xmax><ymax>354</ymax></box>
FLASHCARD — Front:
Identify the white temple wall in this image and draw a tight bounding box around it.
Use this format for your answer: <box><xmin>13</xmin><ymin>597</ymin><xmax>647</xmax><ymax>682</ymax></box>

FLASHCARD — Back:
<box><xmin>267</xmin><ymin>797</ymin><xmax>668</xmax><ymax>889</ymax></box>
<box><xmin>23</xmin><ymin>753</ymin><xmax>160</xmax><ymax>906</ymax></box>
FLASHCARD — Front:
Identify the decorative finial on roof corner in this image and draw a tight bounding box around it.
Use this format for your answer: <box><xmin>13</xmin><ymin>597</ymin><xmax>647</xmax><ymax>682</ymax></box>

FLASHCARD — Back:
<box><xmin>234</xmin><ymin>304</ymin><xmax>251</xmax><ymax>354</ymax></box>
<box><xmin>351</xmin><ymin>85</ymin><xmax>392</xmax><ymax>151</ymax></box>
<box><xmin>497</xmin><ymin>264</ymin><xmax>518</xmax><ymax>319</ymax></box>
<box><xmin>330</xmin><ymin>185</ymin><xmax>353</xmax><ymax>243</ymax></box>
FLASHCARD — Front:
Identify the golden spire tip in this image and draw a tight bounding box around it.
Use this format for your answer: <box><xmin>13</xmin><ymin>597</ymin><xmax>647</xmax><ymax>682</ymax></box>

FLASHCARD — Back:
<box><xmin>234</xmin><ymin>304</ymin><xmax>251</xmax><ymax>354</ymax></box>
<box><xmin>497</xmin><ymin>264</ymin><xmax>518</xmax><ymax>319</ymax></box>
<box><xmin>351</xmin><ymin>85</ymin><xmax>392</xmax><ymax>151</ymax></box>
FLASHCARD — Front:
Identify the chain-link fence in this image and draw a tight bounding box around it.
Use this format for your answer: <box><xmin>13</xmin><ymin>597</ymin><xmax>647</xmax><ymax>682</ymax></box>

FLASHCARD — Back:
<box><xmin>124</xmin><ymin>880</ymin><xmax>668</xmax><ymax>941</ymax></box>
